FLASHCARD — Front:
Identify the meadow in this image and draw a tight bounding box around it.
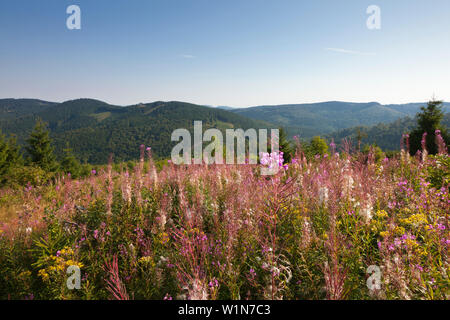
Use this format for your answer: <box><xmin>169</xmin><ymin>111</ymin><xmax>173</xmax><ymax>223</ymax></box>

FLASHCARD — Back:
<box><xmin>0</xmin><ymin>140</ymin><xmax>448</xmax><ymax>300</ymax></box>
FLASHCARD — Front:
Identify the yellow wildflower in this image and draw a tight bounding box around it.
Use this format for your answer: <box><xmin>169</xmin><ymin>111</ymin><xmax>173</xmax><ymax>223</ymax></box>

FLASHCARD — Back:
<box><xmin>19</xmin><ymin>270</ymin><xmax>32</xmax><ymax>279</ymax></box>
<box><xmin>38</xmin><ymin>269</ymin><xmax>50</xmax><ymax>281</ymax></box>
<box><xmin>402</xmin><ymin>214</ymin><xmax>428</xmax><ymax>226</ymax></box>
<box><xmin>376</xmin><ymin>210</ymin><xmax>388</xmax><ymax>218</ymax></box>
<box><xmin>138</xmin><ymin>256</ymin><xmax>155</xmax><ymax>267</ymax></box>
<box><xmin>394</xmin><ymin>226</ymin><xmax>405</xmax><ymax>235</ymax></box>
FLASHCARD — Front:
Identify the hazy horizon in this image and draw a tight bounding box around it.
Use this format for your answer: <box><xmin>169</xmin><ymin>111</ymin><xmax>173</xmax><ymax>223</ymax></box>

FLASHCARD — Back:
<box><xmin>1</xmin><ymin>96</ymin><xmax>449</xmax><ymax>110</ymax></box>
<box><xmin>1</xmin><ymin>0</ymin><xmax>450</xmax><ymax>106</ymax></box>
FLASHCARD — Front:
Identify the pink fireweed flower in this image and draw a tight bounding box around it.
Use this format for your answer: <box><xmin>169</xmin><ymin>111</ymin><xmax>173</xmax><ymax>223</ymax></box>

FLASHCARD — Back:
<box><xmin>163</xmin><ymin>293</ymin><xmax>172</xmax><ymax>300</ymax></box>
<box><xmin>208</xmin><ymin>279</ymin><xmax>219</xmax><ymax>288</ymax></box>
<box><xmin>421</xmin><ymin>132</ymin><xmax>428</xmax><ymax>154</ymax></box>
<box><xmin>434</xmin><ymin>130</ymin><xmax>448</xmax><ymax>154</ymax></box>
<box><xmin>259</xmin><ymin>151</ymin><xmax>285</xmax><ymax>169</ymax></box>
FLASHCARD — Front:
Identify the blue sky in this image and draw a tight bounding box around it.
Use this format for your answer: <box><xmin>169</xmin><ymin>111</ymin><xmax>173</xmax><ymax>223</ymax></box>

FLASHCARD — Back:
<box><xmin>0</xmin><ymin>0</ymin><xmax>449</xmax><ymax>107</ymax></box>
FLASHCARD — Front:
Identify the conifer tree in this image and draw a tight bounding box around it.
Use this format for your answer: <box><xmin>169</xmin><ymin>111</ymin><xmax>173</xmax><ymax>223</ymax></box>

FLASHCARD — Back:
<box><xmin>0</xmin><ymin>132</ymin><xmax>22</xmax><ymax>184</ymax></box>
<box><xmin>6</xmin><ymin>135</ymin><xmax>23</xmax><ymax>166</ymax></box>
<box><xmin>278</xmin><ymin>127</ymin><xmax>293</xmax><ymax>163</ymax></box>
<box><xmin>61</xmin><ymin>144</ymin><xmax>82</xmax><ymax>178</ymax></box>
<box><xmin>409</xmin><ymin>99</ymin><xmax>449</xmax><ymax>155</ymax></box>
<box><xmin>0</xmin><ymin>132</ymin><xmax>9</xmax><ymax>179</ymax></box>
<box><xmin>25</xmin><ymin>119</ymin><xmax>58</xmax><ymax>171</ymax></box>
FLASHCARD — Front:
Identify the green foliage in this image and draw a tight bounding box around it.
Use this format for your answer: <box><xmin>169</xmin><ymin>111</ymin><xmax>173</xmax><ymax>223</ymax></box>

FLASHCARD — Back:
<box><xmin>25</xmin><ymin>119</ymin><xmax>58</xmax><ymax>172</ymax></box>
<box><xmin>5</xmin><ymin>165</ymin><xmax>52</xmax><ymax>187</ymax></box>
<box><xmin>426</xmin><ymin>155</ymin><xmax>450</xmax><ymax>189</ymax></box>
<box><xmin>0</xmin><ymin>99</ymin><xmax>271</xmax><ymax>164</ymax></box>
<box><xmin>278</xmin><ymin>127</ymin><xmax>293</xmax><ymax>163</ymax></box>
<box><xmin>60</xmin><ymin>145</ymin><xmax>82</xmax><ymax>179</ymax></box>
<box><xmin>305</xmin><ymin>136</ymin><xmax>329</xmax><ymax>158</ymax></box>
<box><xmin>0</xmin><ymin>152</ymin><xmax>448</xmax><ymax>300</ymax></box>
<box><xmin>409</xmin><ymin>100</ymin><xmax>449</xmax><ymax>155</ymax></box>
<box><xmin>232</xmin><ymin>101</ymin><xmax>450</xmax><ymax>139</ymax></box>
<box><xmin>362</xmin><ymin>144</ymin><xmax>385</xmax><ymax>162</ymax></box>
<box><xmin>356</xmin><ymin>127</ymin><xmax>368</xmax><ymax>151</ymax></box>
<box><xmin>0</xmin><ymin>133</ymin><xmax>10</xmax><ymax>180</ymax></box>
<box><xmin>328</xmin><ymin>113</ymin><xmax>450</xmax><ymax>152</ymax></box>
<box><xmin>2</xmin><ymin>99</ymin><xmax>449</xmax><ymax>163</ymax></box>
<box><xmin>0</xmin><ymin>132</ymin><xmax>23</xmax><ymax>185</ymax></box>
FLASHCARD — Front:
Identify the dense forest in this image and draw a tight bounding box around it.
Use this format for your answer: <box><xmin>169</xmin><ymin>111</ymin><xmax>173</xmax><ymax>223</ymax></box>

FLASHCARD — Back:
<box><xmin>0</xmin><ymin>99</ymin><xmax>270</xmax><ymax>163</ymax></box>
<box><xmin>1</xmin><ymin>100</ymin><xmax>448</xmax><ymax>300</ymax></box>
<box><xmin>326</xmin><ymin>113</ymin><xmax>450</xmax><ymax>151</ymax></box>
<box><xmin>1</xmin><ymin>98</ymin><xmax>449</xmax><ymax>166</ymax></box>
<box><xmin>231</xmin><ymin>101</ymin><xmax>450</xmax><ymax>138</ymax></box>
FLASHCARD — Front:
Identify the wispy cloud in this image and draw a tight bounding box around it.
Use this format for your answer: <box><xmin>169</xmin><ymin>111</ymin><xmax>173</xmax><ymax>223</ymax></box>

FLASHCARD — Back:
<box><xmin>179</xmin><ymin>54</ymin><xmax>196</xmax><ymax>59</ymax></box>
<box><xmin>325</xmin><ymin>48</ymin><xmax>376</xmax><ymax>56</ymax></box>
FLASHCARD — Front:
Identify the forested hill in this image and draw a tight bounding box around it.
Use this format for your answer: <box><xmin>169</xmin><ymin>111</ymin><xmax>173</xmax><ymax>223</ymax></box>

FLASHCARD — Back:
<box><xmin>0</xmin><ymin>99</ymin><xmax>58</xmax><ymax>119</ymax></box>
<box><xmin>326</xmin><ymin>113</ymin><xmax>450</xmax><ymax>151</ymax></box>
<box><xmin>0</xmin><ymin>99</ymin><xmax>271</xmax><ymax>164</ymax></box>
<box><xmin>231</xmin><ymin>101</ymin><xmax>450</xmax><ymax>138</ymax></box>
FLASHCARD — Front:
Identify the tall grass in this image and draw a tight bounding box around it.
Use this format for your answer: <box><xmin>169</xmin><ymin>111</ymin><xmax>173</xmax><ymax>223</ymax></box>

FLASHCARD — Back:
<box><xmin>0</xmin><ymin>143</ymin><xmax>448</xmax><ymax>300</ymax></box>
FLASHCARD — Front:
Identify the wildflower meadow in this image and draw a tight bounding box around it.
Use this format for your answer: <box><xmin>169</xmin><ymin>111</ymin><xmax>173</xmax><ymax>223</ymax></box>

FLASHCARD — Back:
<box><xmin>0</xmin><ymin>137</ymin><xmax>448</xmax><ymax>301</ymax></box>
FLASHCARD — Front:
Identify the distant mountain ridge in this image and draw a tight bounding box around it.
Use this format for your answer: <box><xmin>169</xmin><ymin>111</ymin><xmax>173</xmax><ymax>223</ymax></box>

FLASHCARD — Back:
<box><xmin>230</xmin><ymin>101</ymin><xmax>450</xmax><ymax>138</ymax></box>
<box><xmin>0</xmin><ymin>98</ymin><xmax>58</xmax><ymax>120</ymax></box>
<box><xmin>1</xmin><ymin>98</ymin><xmax>449</xmax><ymax>163</ymax></box>
<box><xmin>326</xmin><ymin>113</ymin><xmax>450</xmax><ymax>152</ymax></box>
<box><xmin>0</xmin><ymin>98</ymin><xmax>271</xmax><ymax>163</ymax></box>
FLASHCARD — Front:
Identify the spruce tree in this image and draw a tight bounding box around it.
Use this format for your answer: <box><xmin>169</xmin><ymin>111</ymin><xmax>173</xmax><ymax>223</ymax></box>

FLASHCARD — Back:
<box><xmin>409</xmin><ymin>99</ymin><xmax>449</xmax><ymax>155</ymax></box>
<box><xmin>26</xmin><ymin>119</ymin><xmax>58</xmax><ymax>171</ymax></box>
<box><xmin>356</xmin><ymin>127</ymin><xmax>368</xmax><ymax>152</ymax></box>
<box><xmin>61</xmin><ymin>144</ymin><xmax>82</xmax><ymax>178</ymax></box>
<box><xmin>0</xmin><ymin>132</ymin><xmax>22</xmax><ymax>184</ymax></box>
<box><xmin>278</xmin><ymin>127</ymin><xmax>293</xmax><ymax>163</ymax></box>
<box><xmin>6</xmin><ymin>135</ymin><xmax>23</xmax><ymax>166</ymax></box>
<box><xmin>0</xmin><ymin>132</ymin><xmax>9</xmax><ymax>179</ymax></box>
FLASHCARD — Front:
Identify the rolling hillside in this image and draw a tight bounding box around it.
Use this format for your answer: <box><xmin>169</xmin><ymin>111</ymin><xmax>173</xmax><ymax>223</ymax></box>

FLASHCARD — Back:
<box><xmin>231</xmin><ymin>101</ymin><xmax>450</xmax><ymax>138</ymax></box>
<box><xmin>0</xmin><ymin>99</ymin><xmax>271</xmax><ymax>164</ymax></box>
<box><xmin>326</xmin><ymin>113</ymin><xmax>450</xmax><ymax>151</ymax></box>
<box><xmin>2</xmin><ymin>98</ymin><xmax>449</xmax><ymax>163</ymax></box>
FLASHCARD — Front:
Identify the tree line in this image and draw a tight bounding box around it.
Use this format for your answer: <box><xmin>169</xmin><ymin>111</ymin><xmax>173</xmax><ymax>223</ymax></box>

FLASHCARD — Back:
<box><xmin>0</xmin><ymin>100</ymin><xmax>448</xmax><ymax>188</ymax></box>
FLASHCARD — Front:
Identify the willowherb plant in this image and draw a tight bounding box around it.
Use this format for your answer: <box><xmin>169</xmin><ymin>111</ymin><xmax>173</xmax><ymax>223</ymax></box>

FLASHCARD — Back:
<box><xmin>0</xmin><ymin>141</ymin><xmax>448</xmax><ymax>300</ymax></box>
<box><xmin>104</xmin><ymin>255</ymin><xmax>130</xmax><ymax>300</ymax></box>
<box><xmin>435</xmin><ymin>130</ymin><xmax>448</xmax><ymax>155</ymax></box>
